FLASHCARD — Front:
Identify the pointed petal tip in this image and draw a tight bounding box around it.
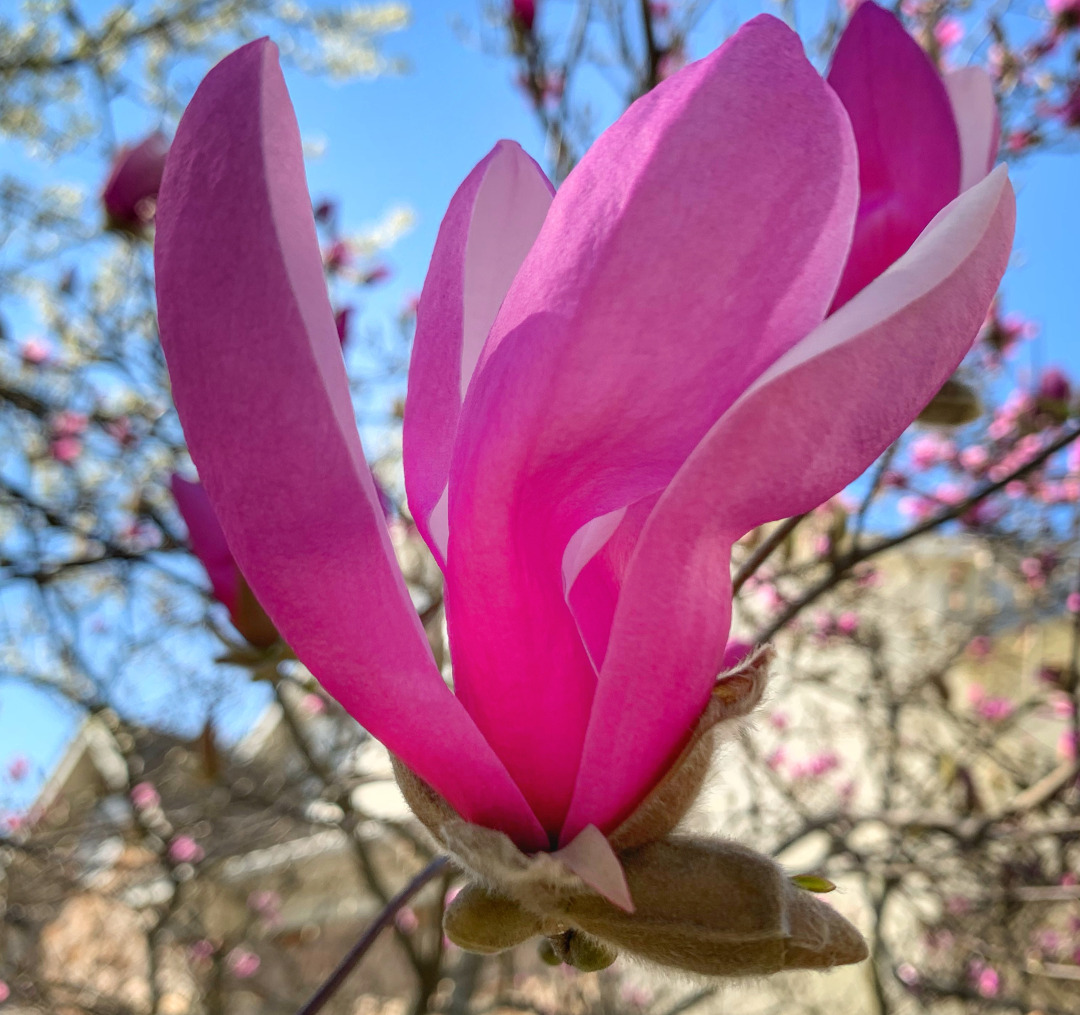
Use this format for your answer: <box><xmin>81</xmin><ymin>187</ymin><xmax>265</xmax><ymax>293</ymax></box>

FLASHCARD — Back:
<box><xmin>553</xmin><ymin>825</ymin><xmax>635</xmax><ymax>913</ymax></box>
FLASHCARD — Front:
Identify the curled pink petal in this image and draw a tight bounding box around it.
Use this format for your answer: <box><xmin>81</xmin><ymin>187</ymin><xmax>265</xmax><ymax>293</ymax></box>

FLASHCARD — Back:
<box><xmin>827</xmin><ymin>2</ymin><xmax>961</xmax><ymax>307</ymax></box>
<box><xmin>444</xmin><ymin>14</ymin><xmax>857</xmax><ymax>834</ymax></box>
<box><xmin>404</xmin><ymin>141</ymin><xmax>553</xmax><ymax>565</ymax></box>
<box><xmin>552</xmin><ymin>824</ymin><xmax>633</xmax><ymax>912</ymax></box>
<box><xmin>943</xmin><ymin>67</ymin><xmax>1000</xmax><ymax>191</ymax></box>
<box><xmin>565</xmin><ymin>167</ymin><xmax>1015</xmax><ymax>841</ymax></box>
<box><xmin>154</xmin><ymin>39</ymin><xmax>544</xmax><ymax>848</ymax></box>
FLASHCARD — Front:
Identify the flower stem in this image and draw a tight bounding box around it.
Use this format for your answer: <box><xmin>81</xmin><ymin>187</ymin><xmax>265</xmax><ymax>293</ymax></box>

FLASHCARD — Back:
<box><xmin>296</xmin><ymin>855</ymin><xmax>451</xmax><ymax>1015</ymax></box>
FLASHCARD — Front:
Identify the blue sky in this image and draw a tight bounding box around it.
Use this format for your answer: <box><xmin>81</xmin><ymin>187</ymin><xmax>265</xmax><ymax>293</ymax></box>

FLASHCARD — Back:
<box><xmin>1</xmin><ymin>0</ymin><xmax>1077</xmax><ymax>811</ymax></box>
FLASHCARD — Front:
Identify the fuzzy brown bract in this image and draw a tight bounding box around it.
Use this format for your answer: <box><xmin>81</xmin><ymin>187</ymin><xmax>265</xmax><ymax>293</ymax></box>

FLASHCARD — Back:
<box><xmin>394</xmin><ymin>650</ymin><xmax>869</xmax><ymax>976</ymax></box>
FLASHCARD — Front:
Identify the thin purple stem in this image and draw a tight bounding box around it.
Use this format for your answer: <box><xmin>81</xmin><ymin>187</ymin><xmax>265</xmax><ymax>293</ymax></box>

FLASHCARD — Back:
<box><xmin>296</xmin><ymin>854</ymin><xmax>451</xmax><ymax>1015</ymax></box>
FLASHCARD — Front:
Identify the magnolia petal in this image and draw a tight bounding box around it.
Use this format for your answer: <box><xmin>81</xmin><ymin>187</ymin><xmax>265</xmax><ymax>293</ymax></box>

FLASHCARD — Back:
<box><xmin>446</xmin><ymin>14</ymin><xmax>857</xmax><ymax>835</ymax></box>
<box><xmin>944</xmin><ymin>66</ymin><xmax>1000</xmax><ymax>192</ymax></box>
<box><xmin>170</xmin><ymin>475</ymin><xmax>239</xmax><ymax>616</ymax></box>
<box><xmin>552</xmin><ymin>824</ymin><xmax>634</xmax><ymax>912</ymax></box>
<box><xmin>154</xmin><ymin>39</ymin><xmax>544</xmax><ymax>848</ymax></box>
<box><xmin>566</xmin><ymin>493</ymin><xmax>659</xmax><ymax>671</ymax></box>
<box><xmin>566</xmin><ymin>167</ymin><xmax>1015</xmax><ymax>840</ymax></box>
<box><xmin>827</xmin><ymin>1</ymin><xmax>961</xmax><ymax>308</ymax></box>
<box><xmin>404</xmin><ymin>142</ymin><xmax>553</xmax><ymax>565</ymax></box>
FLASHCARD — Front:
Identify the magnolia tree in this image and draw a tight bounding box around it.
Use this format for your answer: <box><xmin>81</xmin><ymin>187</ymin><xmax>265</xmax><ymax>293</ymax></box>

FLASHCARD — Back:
<box><xmin>1</xmin><ymin>1</ymin><xmax>1079</xmax><ymax>1014</ymax></box>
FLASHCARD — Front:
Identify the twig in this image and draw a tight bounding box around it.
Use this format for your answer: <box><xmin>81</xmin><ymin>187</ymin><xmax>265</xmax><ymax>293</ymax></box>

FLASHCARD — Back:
<box><xmin>757</xmin><ymin>423</ymin><xmax>1080</xmax><ymax>643</ymax></box>
<box><xmin>295</xmin><ymin>855</ymin><xmax>451</xmax><ymax>1015</ymax></box>
<box><xmin>732</xmin><ymin>513</ymin><xmax>808</xmax><ymax>595</ymax></box>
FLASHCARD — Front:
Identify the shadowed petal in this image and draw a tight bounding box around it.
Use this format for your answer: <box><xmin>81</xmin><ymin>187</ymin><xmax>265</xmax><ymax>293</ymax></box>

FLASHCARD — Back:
<box><xmin>404</xmin><ymin>142</ymin><xmax>553</xmax><ymax>565</ymax></box>
<box><xmin>566</xmin><ymin>167</ymin><xmax>1015</xmax><ymax>840</ymax></box>
<box><xmin>154</xmin><ymin>39</ymin><xmax>544</xmax><ymax>848</ymax></box>
<box><xmin>944</xmin><ymin>66</ymin><xmax>1000</xmax><ymax>191</ymax></box>
<box><xmin>170</xmin><ymin>475</ymin><xmax>238</xmax><ymax>615</ymax></box>
<box><xmin>445</xmin><ymin>15</ymin><xmax>857</xmax><ymax>834</ymax></box>
<box><xmin>827</xmin><ymin>1</ymin><xmax>961</xmax><ymax>308</ymax></box>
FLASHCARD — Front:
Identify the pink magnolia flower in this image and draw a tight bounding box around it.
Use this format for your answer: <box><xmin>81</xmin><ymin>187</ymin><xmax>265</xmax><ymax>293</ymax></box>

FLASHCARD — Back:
<box><xmin>0</xmin><ymin>980</ymin><xmax>9</xmax><ymax>1004</ymax></box>
<box><xmin>154</xmin><ymin>9</ymin><xmax>1010</xmax><ymax>969</ymax></box>
<box><xmin>102</xmin><ymin>133</ymin><xmax>169</xmax><ymax>232</ymax></box>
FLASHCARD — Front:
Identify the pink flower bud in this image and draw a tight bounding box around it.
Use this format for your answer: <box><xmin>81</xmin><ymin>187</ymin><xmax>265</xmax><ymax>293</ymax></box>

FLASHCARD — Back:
<box><xmin>102</xmin><ymin>133</ymin><xmax>169</xmax><ymax>231</ymax></box>
<box><xmin>1038</xmin><ymin>366</ymin><xmax>1071</xmax><ymax>403</ymax></box>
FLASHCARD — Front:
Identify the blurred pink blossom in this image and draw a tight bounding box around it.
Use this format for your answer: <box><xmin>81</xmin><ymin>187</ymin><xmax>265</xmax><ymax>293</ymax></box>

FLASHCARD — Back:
<box><xmin>20</xmin><ymin>337</ymin><xmax>50</xmax><ymax>365</ymax></box>
<box><xmin>52</xmin><ymin>410</ymin><xmax>88</xmax><ymax>437</ymax></box>
<box><xmin>959</xmin><ymin>445</ymin><xmax>989</xmax><ymax>472</ymax></box>
<box><xmin>226</xmin><ymin>947</ymin><xmax>261</xmax><ymax>979</ymax></box>
<box><xmin>0</xmin><ymin>980</ymin><xmax>9</xmax><ymax>1003</ymax></box>
<box><xmin>910</xmin><ymin>434</ymin><xmax>955</xmax><ymax>470</ymax></box>
<box><xmin>975</xmin><ymin>965</ymin><xmax>1000</xmax><ymax>998</ymax></box>
<box><xmin>323</xmin><ymin>239</ymin><xmax>351</xmax><ymax>272</ymax></box>
<box><xmin>768</xmin><ymin>710</ymin><xmax>789</xmax><ymax>732</ymax></box>
<box><xmin>49</xmin><ymin>436</ymin><xmax>82</xmax><ymax>464</ymax></box>
<box><xmin>6</xmin><ymin>755</ymin><xmax>28</xmax><ymax>781</ymax></box>
<box><xmin>248</xmin><ymin>889</ymin><xmax>282</xmax><ymax>927</ymax></box>
<box><xmin>130</xmin><ymin>781</ymin><xmax>160</xmax><ymax>810</ymax></box>
<box><xmin>1057</xmin><ymin>728</ymin><xmax>1078</xmax><ymax>761</ymax></box>
<box><xmin>933</xmin><ymin>17</ymin><xmax>964</xmax><ymax>49</ymax></box>
<box><xmin>102</xmin><ymin>133</ymin><xmax>169</xmax><ymax>230</ymax></box>
<box><xmin>836</xmin><ymin>611</ymin><xmax>859</xmax><ymax>635</ymax></box>
<box><xmin>896</xmin><ymin>962</ymin><xmax>920</xmax><ymax>985</ymax></box>
<box><xmin>898</xmin><ymin>495</ymin><xmax>935</xmax><ymax>523</ymax></box>
<box><xmin>967</xmin><ymin>635</ymin><xmax>992</xmax><ymax>657</ymax></box>
<box><xmin>189</xmin><ymin>939</ymin><xmax>216</xmax><ymax>964</ymax></box>
<box><xmin>104</xmin><ymin>416</ymin><xmax>137</xmax><ymax>447</ymax></box>
<box><xmin>395</xmin><ymin>906</ymin><xmax>420</xmax><ymax>932</ymax></box>
<box><xmin>975</xmin><ymin>696</ymin><xmax>1014</xmax><ymax>722</ymax></box>
<box><xmin>168</xmin><ymin>834</ymin><xmax>205</xmax><ymax>864</ymax></box>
